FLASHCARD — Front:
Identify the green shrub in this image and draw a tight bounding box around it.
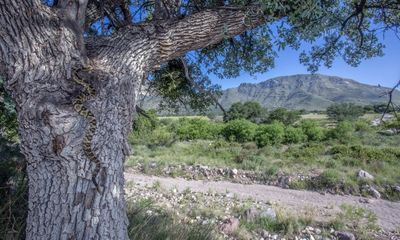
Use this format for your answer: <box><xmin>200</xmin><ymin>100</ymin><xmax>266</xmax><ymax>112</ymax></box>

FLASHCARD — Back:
<box><xmin>299</xmin><ymin>120</ymin><xmax>325</xmax><ymax>141</ymax></box>
<box><xmin>129</xmin><ymin>126</ymin><xmax>174</xmax><ymax>146</ymax></box>
<box><xmin>222</xmin><ymin>119</ymin><xmax>257</xmax><ymax>142</ymax></box>
<box><xmin>327</xmin><ymin>121</ymin><xmax>354</xmax><ymax>142</ymax></box>
<box><xmin>176</xmin><ymin>118</ymin><xmax>222</xmax><ymax>140</ymax></box>
<box><xmin>224</xmin><ymin>101</ymin><xmax>266</xmax><ymax>123</ymax></box>
<box><xmin>315</xmin><ymin>169</ymin><xmax>341</xmax><ymax>189</ymax></box>
<box><xmin>327</xmin><ymin>103</ymin><xmax>365</xmax><ymax>122</ymax></box>
<box><xmin>284</xmin><ymin>143</ymin><xmax>325</xmax><ymax>161</ymax></box>
<box><xmin>383</xmin><ymin>118</ymin><xmax>400</xmax><ymax>130</ymax></box>
<box><xmin>132</xmin><ymin>109</ymin><xmax>159</xmax><ymax>134</ymax></box>
<box><xmin>330</xmin><ymin>144</ymin><xmax>400</xmax><ymax>166</ymax></box>
<box><xmin>265</xmin><ymin>108</ymin><xmax>301</xmax><ymax>125</ymax></box>
<box><xmin>284</xmin><ymin>126</ymin><xmax>306</xmax><ymax>144</ymax></box>
<box><xmin>255</xmin><ymin>122</ymin><xmax>285</xmax><ymax>147</ymax></box>
<box><xmin>354</xmin><ymin>119</ymin><xmax>371</xmax><ymax>132</ymax></box>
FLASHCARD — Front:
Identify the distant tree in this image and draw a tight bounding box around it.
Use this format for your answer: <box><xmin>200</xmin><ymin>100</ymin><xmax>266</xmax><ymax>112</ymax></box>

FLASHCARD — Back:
<box><xmin>327</xmin><ymin>103</ymin><xmax>365</xmax><ymax>121</ymax></box>
<box><xmin>224</xmin><ymin>101</ymin><xmax>266</xmax><ymax>123</ymax></box>
<box><xmin>265</xmin><ymin>108</ymin><xmax>301</xmax><ymax>125</ymax></box>
<box><xmin>363</xmin><ymin>105</ymin><xmax>374</xmax><ymax>113</ymax></box>
<box><xmin>373</xmin><ymin>103</ymin><xmax>395</xmax><ymax>113</ymax></box>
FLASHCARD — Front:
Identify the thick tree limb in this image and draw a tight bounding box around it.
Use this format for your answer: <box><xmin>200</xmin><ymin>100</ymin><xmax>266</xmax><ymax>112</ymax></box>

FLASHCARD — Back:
<box><xmin>87</xmin><ymin>4</ymin><xmax>276</xmax><ymax>74</ymax></box>
<box><xmin>153</xmin><ymin>5</ymin><xmax>271</xmax><ymax>66</ymax></box>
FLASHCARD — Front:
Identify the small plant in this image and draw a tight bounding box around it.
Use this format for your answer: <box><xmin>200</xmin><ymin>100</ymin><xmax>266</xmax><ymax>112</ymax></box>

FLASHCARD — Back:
<box><xmin>329</xmin><ymin>204</ymin><xmax>379</xmax><ymax>239</ymax></box>
<box><xmin>127</xmin><ymin>200</ymin><xmax>217</xmax><ymax>240</ymax></box>
<box><xmin>313</xmin><ymin>169</ymin><xmax>341</xmax><ymax>189</ymax></box>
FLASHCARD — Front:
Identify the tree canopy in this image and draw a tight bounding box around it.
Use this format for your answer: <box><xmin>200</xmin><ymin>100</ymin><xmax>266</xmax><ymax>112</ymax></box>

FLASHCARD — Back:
<box><xmin>224</xmin><ymin>101</ymin><xmax>266</xmax><ymax>123</ymax></box>
<box><xmin>39</xmin><ymin>0</ymin><xmax>400</xmax><ymax>111</ymax></box>
<box><xmin>327</xmin><ymin>103</ymin><xmax>366</xmax><ymax>121</ymax></box>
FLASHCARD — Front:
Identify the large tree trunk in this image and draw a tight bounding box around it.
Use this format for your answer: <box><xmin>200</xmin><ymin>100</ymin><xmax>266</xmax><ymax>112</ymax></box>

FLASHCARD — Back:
<box><xmin>0</xmin><ymin>1</ymin><xmax>146</xmax><ymax>239</ymax></box>
<box><xmin>0</xmin><ymin>0</ymin><xmax>271</xmax><ymax>238</ymax></box>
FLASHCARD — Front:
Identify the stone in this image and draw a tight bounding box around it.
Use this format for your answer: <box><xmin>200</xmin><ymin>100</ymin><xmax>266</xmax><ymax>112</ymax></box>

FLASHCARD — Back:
<box><xmin>259</xmin><ymin>208</ymin><xmax>276</xmax><ymax>220</ymax></box>
<box><xmin>358</xmin><ymin>170</ymin><xmax>374</xmax><ymax>180</ymax></box>
<box><xmin>336</xmin><ymin>231</ymin><xmax>355</xmax><ymax>240</ymax></box>
<box><xmin>219</xmin><ymin>217</ymin><xmax>240</xmax><ymax>234</ymax></box>
<box><xmin>149</xmin><ymin>162</ymin><xmax>157</xmax><ymax>168</ymax></box>
<box><xmin>260</xmin><ymin>230</ymin><xmax>269</xmax><ymax>238</ymax></box>
<box><xmin>395</xmin><ymin>185</ymin><xmax>400</xmax><ymax>192</ymax></box>
<box><xmin>231</xmin><ymin>168</ymin><xmax>238</xmax><ymax>175</ymax></box>
<box><xmin>243</xmin><ymin>208</ymin><xmax>259</xmax><ymax>222</ymax></box>
<box><xmin>369</xmin><ymin>186</ymin><xmax>381</xmax><ymax>199</ymax></box>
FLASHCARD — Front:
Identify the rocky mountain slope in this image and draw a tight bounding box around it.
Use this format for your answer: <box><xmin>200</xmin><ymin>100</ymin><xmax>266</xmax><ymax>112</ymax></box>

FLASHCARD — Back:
<box><xmin>219</xmin><ymin>74</ymin><xmax>399</xmax><ymax>110</ymax></box>
<box><xmin>141</xmin><ymin>74</ymin><xmax>399</xmax><ymax>112</ymax></box>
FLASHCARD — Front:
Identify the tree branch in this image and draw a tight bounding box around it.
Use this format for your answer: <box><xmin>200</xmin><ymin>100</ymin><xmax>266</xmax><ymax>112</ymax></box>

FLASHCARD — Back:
<box><xmin>153</xmin><ymin>5</ymin><xmax>272</xmax><ymax>67</ymax></box>
<box><xmin>87</xmin><ymin>4</ymin><xmax>278</xmax><ymax>73</ymax></box>
<box><xmin>381</xmin><ymin>79</ymin><xmax>400</xmax><ymax>121</ymax></box>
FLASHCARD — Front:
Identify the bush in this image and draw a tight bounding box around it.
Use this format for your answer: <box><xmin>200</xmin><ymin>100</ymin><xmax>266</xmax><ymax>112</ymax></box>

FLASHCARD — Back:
<box><xmin>284</xmin><ymin>126</ymin><xmax>306</xmax><ymax>144</ymax></box>
<box><xmin>129</xmin><ymin>126</ymin><xmax>174</xmax><ymax>146</ymax></box>
<box><xmin>284</xmin><ymin>143</ymin><xmax>325</xmax><ymax>161</ymax></box>
<box><xmin>132</xmin><ymin>109</ymin><xmax>159</xmax><ymax>134</ymax></box>
<box><xmin>314</xmin><ymin>169</ymin><xmax>341</xmax><ymax>189</ymax></box>
<box><xmin>265</xmin><ymin>108</ymin><xmax>301</xmax><ymax>125</ymax></box>
<box><xmin>254</xmin><ymin>122</ymin><xmax>285</xmax><ymax>147</ymax></box>
<box><xmin>299</xmin><ymin>120</ymin><xmax>325</xmax><ymax>141</ymax></box>
<box><xmin>327</xmin><ymin>103</ymin><xmax>365</xmax><ymax>122</ymax></box>
<box><xmin>176</xmin><ymin>118</ymin><xmax>222</xmax><ymax>140</ymax></box>
<box><xmin>224</xmin><ymin>101</ymin><xmax>266</xmax><ymax>123</ymax></box>
<box><xmin>327</xmin><ymin>121</ymin><xmax>354</xmax><ymax>142</ymax></box>
<box><xmin>222</xmin><ymin>119</ymin><xmax>257</xmax><ymax>142</ymax></box>
<box><xmin>354</xmin><ymin>119</ymin><xmax>371</xmax><ymax>132</ymax></box>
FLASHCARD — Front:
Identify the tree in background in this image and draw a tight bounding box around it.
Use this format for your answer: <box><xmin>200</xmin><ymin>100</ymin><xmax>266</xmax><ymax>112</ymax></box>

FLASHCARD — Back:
<box><xmin>224</xmin><ymin>101</ymin><xmax>266</xmax><ymax>123</ymax></box>
<box><xmin>265</xmin><ymin>108</ymin><xmax>301</xmax><ymax>125</ymax></box>
<box><xmin>327</xmin><ymin>103</ymin><xmax>365</xmax><ymax>122</ymax></box>
<box><xmin>0</xmin><ymin>0</ymin><xmax>399</xmax><ymax>238</ymax></box>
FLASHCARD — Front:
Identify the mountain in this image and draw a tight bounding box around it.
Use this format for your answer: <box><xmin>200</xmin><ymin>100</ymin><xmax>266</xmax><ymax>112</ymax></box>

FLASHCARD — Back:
<box><xmin>141</xmin><ymin>74</ymin><xmax>400</xmax><ymax>112</ymax></box>
<box><xmin>218</xmin><ymin>74</ymin><xmax>399</xmax><ymax>111</ymax></box>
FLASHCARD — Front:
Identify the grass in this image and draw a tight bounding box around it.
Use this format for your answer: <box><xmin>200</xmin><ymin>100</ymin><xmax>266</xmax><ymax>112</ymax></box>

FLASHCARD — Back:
<box><xmin>329</xmin><ymin>204</ymin><xmax>379</xmax><ymax>240</ymax></box>
<box><xmin>127</xmin><ymin>198</ymin><xmax>218</xmax><ymax>240</ymax></box>
<box><xmin>240</xmin><ymin>205</ymin><xmax>316</xmax><ymax>237</ymax></box>
<box><xmin>127</xmin><ymin>127</ymin><xmax>400</xmax><ymax>199</ymax></box>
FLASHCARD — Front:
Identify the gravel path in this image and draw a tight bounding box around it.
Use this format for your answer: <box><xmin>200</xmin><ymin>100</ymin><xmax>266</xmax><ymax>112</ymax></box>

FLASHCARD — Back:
<box><xmin>125</xmin><ymin>172</ymin><xmax>400</xmax><ymax>231</ymax></box>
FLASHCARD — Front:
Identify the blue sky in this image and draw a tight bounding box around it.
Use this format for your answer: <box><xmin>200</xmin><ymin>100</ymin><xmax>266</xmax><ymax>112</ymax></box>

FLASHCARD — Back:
<box><xmin>211</xmin><ymin>31</ymin><xmax>400</xmax><ymax>90</ymax></box>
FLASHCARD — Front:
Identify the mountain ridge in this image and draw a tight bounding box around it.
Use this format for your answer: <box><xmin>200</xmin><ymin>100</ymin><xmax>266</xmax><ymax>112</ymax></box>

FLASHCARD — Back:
<box><xmin>217</xmin><ymin>74</ymin><xmax>399</xmax><ymax>111</ymax></box>
<box><xmin>141</xmin><ymin>74</ymin><xmax>400</xmax><ymax>112</ymax></box>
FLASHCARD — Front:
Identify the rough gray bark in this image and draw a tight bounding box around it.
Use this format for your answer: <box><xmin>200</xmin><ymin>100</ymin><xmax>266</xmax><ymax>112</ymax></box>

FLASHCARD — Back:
<box><xmin>0</xmin><ymin>0</ymin><xmax>270</xmax><ymax>239</ymax></box>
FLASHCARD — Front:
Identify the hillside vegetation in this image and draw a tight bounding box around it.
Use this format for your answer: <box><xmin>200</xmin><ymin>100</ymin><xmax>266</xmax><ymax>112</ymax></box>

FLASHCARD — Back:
<box><xmin>127</xmin><ymin>106</ymin><xmax>400</xmax><ymax>201</ymax></box>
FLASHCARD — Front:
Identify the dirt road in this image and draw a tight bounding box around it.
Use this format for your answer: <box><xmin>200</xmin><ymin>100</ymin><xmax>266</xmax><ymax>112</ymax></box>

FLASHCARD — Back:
<box><xmin>125</xmin><ymin>172</ymin><xmax>400</xmax><ymax>231</ymax></box>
